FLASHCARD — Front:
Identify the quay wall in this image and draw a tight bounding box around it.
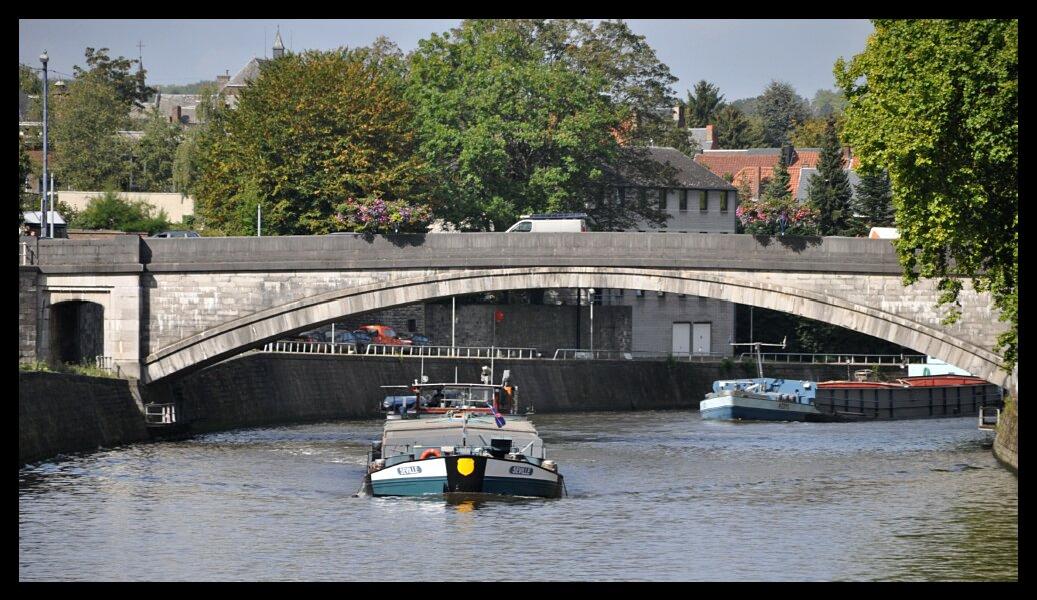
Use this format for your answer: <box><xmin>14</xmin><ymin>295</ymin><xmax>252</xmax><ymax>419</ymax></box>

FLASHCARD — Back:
<box><xmin>167</xmin><ymin>353</ymin><xmax>902</xmax><ymax>434</ymax></box>
<box><xmin>19</xmin><ymin>372</ymin><xmax>148</xmax><ymax>466</ymax></box>
<box><xmin>993</xmin><ymin>396</ymin><xmax>1018</xmax><ymax>473</ymax></box>
<box><xmin>18</xmin><ymin>356</ymin><xmax>906</xmax><ymax>465</ymax></box>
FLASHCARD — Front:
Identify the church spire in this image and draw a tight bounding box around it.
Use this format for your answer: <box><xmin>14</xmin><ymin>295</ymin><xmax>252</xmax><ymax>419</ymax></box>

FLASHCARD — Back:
<box><xmin>272</xmin><ymin>27</ymin><xmax>285</xmax><ymax>59</ymax></box>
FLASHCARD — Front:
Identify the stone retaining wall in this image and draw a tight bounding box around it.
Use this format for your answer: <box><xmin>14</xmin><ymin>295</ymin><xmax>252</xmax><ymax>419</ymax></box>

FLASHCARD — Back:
<box><xmin>19</xmin><ymin>372</ymin><xmax>149</xmax><ymax>466</ymax></box>
<box><xmin>993</xmin><ymin>397</ymin><xmax>1018</xmax><ymax>473</ymax></box>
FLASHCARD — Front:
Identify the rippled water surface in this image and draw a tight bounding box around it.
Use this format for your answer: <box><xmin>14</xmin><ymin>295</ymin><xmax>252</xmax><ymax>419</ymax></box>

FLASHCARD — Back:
<box><xmin>19</xmin><ymin>411</ymin><xmax>1017</xmax><ymax>581</ymax></box>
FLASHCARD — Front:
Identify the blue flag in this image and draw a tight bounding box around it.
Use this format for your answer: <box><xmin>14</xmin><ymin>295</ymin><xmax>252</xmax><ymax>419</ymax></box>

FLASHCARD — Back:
<box><xmin>490</xmin><ymin>401</ymin><xmax>506</xmax><ymax>428</ymax></box>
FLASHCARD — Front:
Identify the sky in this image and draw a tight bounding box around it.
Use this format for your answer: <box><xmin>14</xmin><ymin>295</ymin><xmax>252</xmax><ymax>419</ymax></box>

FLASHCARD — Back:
<box><xmin>19</xmin><ymin>19</ymin><xmax>874</xmax><ymax>102</ymax></box>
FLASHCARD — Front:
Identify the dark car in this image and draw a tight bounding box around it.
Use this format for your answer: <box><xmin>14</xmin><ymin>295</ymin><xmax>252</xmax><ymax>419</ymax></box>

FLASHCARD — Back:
<box><xmin>351</xmin><ymin>330</ymin><xmax>373</xmax><ymax>352</ymax></box>
<box><xmin>150</xmin><ymin>230</ymin><xmax>200</xmax><ymax>238</ymax></box>
<box><xmin>332</xmin><ymin>330</ymin><xmax>361</xmax><ymax>352</ymax></box>
<box><xmin>400</xmin><ymin>333</ymin><xmax>431</xmax><ymax>346</ymax></box>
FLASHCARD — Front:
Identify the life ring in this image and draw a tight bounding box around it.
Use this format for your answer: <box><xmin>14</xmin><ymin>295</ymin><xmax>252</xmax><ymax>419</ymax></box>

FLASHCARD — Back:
<box><xmin>419</xmin><ymin>448</ymin><xmax>442</xmax><ymax>460</ymax></box>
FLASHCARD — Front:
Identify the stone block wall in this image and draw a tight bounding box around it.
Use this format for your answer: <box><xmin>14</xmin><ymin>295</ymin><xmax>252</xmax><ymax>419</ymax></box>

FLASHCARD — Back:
<box><xmin>19</xmin><ymin>269</ymin><xmax>38</xmax><ymax>363</ymax></box>
<box><xmin>424</xmin><ymin>303</ymin><xmax>632</xmax><ymax>352</ymax></box>
<box><xmin>994</xmin><ymin>397</ymin><xmax>1018</xmax><ymax>473</ymax></box>
<box><xmin>19</xmin><ymin>372</ymin><xmax>149</xmax><ymax>465</ymax></box>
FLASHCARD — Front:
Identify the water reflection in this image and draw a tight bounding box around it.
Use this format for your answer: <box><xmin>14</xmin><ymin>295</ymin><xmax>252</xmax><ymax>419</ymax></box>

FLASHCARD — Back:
<box><xmin>19</xmin><ymin>412</ymin><xmax>1017</xmax><ymax>581</ymax></box>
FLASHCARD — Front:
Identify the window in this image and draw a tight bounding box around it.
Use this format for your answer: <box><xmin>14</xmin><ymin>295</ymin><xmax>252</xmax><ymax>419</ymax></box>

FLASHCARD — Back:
<box><xmin>658</xmin><ymin>189</ymin><xmax>668</xmax><ymax>210</ymax></box>
<box><xmin>699</xmin><ymin>190</ymin><xmax>708</xmax><ymax>212</ymax></box>
<box><xmin>407</xmin><ymin>319</ymin><xmax>416</xmax><ymax>332</ymax></box>
<box><xmin>511</xmin><ymin>221</ymin><xmax>532</xmax><ymax>232</ymax></box>
<box><xmin>635</xmin><ymin>290</ymin><xmax>645</xmax><ymax>297</ymax></box>
<box><xmin>679</xmin><ymin>189</ymin><xmax>688</xmax><ymax>211</ymax></box>
<box><xmin>721</xmin><ymin>191</ymin><xmax>732</xmax><ymax>213</ymax></box>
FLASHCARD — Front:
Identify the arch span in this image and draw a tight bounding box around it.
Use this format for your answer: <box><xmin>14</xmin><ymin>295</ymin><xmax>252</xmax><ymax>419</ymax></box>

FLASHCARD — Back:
<box><xmin>49</xmin><ymin>300</ymin><xmax>105</xmax><ymax>367</ymax></box>
<box><xmin>143</xmin><ymin>267</ymin><xmax>1008</xmax><ymax>387</ymax></box>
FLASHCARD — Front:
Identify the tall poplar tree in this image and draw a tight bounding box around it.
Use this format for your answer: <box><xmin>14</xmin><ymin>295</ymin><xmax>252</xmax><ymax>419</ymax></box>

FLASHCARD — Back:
<box><xmin>807</xmin><ymin>116</ymin><xmax>854</xmax><ymax>235</ymax></box>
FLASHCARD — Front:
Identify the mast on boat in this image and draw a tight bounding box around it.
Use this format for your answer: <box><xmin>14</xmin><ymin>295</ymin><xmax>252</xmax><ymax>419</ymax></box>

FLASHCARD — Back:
<box><xmin>729</xmin><ymin>337</ymin><xmax>786</xmax><ymax>378</ymax></box>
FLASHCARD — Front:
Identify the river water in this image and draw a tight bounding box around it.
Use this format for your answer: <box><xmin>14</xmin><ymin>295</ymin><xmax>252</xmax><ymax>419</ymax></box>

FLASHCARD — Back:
<box><xmin>19</xmin><ymin>411</ymin><xmax>1017</xmax><ymax>581</ymax></box>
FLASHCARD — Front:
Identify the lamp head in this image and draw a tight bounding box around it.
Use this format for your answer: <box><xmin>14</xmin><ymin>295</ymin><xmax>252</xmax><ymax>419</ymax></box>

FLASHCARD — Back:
<box><xmin>40</xmin><ymin>51</ymin><xmax>48</xmax><ymax>65</ymax></box>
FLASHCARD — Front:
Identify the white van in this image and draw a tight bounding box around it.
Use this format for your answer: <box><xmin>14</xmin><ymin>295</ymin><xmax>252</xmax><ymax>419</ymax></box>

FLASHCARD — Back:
<box><xmin>505</xmin><ymin>213</ymin><xmax>589</xmax><ymax>232</ymax></box>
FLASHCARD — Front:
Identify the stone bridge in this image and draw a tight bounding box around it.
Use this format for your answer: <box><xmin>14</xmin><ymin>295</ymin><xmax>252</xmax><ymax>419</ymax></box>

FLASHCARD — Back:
<box><xmin>18</xmin><ymin>233</ymin><xmax>1011</xmax><ymax>388</ymax></box>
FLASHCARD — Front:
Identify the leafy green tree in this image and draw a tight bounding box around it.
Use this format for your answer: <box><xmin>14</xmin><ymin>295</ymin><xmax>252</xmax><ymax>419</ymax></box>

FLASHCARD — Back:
<box><xmin>713</xmin><ymin>105</ymin><xmax>763</xmax><ymax>149</ymax></box>
<box><xmin>194</xmin><ymin>48</ymin><xmax>429</xmax><ymax>235</ymax></box>
<box><xmin>154</xmin><ymin>80</ymin><xmax>216</xmax><ymax>94</ymax></box>
<box><xmin>685</xmin><ymin>80</ymin><xmax>725</xmax><ymax>127</ymax></box>
<box><xmin>19</xmin><ymin>64</ymin><xmax>42</xmax><ymax>122</ymax></box>
<box><xmin>75</xmin><ymin>190</ymin><xmax>170</xmax><ymax>233</ymax></box>
<box><xmin>810</xmin><ymin>88</ymin><xmax>847</xmax><ymax>117</ymax></box>
<box><xmin>758</xmin><ymin>80</ymin><xmax>810</xmax><ymax>147</ymax></box>
<box><xmin>52</xmin><ymin>74</ymin><xmax>133</xmax><ymax>190</ymax></box>
<box><xmin>406</xmin><ymin>20</ymin><xmax>675</xmax><ymax>231</ymax></box>
<box><xmin>171</xmin><ymin>84</ymin><xmax>220</xmax><ymax>197</ymax></box>
<box><xmin>853</xmin><ymin>168</ymin><xmax>894</xmax><ymax>228</ymax></box>
<box><xmin>836</xmin><ymin>19</ymin><xmax>1018</xmax><ymax>369</ymax></box>
<box><xmin>73</xmin><ymin>48</ymin><xmax>155</xmax><ymax>109</ymax></box>
<box><xmin>19</xmin><ymin>137</ymin><xmax>32</xmax><ymax>226</ymax></box>
<box><xmin>807</xmin><ymin>117</ymin><xmax>855</xmax><ymax>235</ymax></box>
<box><xmin>134</xmin><ymin>110</ymin><xmax>183</xmax><ymax>192</ymax></box>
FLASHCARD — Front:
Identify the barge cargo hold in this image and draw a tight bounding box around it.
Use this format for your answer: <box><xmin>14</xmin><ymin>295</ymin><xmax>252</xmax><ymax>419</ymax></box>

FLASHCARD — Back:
<box><xmin>812</xmin><ymin>375</ymin><xmax>1002</xmax><ymax>421</ymax></box>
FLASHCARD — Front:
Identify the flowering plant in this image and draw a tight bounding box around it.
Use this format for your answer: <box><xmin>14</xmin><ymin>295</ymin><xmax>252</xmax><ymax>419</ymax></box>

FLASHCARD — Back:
<box><xmin>737</xmin><ymin>198</ymin><xmax>818</xmax><ymax>235</ymax></box>
<box><xmin>333</xmin><ymin>197</ymin><xmax>432</xmax><ymax>234</ymax></box>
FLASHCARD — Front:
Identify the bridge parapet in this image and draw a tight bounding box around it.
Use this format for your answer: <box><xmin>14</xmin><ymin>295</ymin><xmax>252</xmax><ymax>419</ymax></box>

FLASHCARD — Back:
<box><xmin>31</xmin><ymin>233</ymin><xmax>906</xmax><ymax>275</ymax></box>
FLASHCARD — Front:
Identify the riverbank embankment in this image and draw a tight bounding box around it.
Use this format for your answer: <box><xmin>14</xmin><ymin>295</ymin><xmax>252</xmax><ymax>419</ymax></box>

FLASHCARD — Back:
<box><xmin>993</xmin><ymin>396</ymin><xmax>1018</xmax><ymax>473</ymax></box>
<box><xmin>20</xmin><ymin>355</ymin><xmax>901</xmax><ymax>465</ymax></box>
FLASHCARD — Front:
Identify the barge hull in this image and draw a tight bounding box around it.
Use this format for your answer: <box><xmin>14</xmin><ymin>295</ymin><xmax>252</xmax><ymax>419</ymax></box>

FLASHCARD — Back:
<box><xmin>368</xmin><ymin>455</ymin><xmax>563</xmax><ymax>498</ymax></box>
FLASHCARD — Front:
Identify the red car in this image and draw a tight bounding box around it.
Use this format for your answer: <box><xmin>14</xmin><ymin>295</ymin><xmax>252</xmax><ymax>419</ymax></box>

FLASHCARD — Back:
<box><xmin>357</xmin><ymin>324</ymin><xmax>411</xmax><ymax>346</ymax></box>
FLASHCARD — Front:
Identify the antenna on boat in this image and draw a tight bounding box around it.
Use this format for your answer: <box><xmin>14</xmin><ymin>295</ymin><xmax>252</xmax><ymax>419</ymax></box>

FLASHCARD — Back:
<box><xmin>730</xmin><ymin>337</ymin><xmax>787</xmax><ymax>379</ymax></box>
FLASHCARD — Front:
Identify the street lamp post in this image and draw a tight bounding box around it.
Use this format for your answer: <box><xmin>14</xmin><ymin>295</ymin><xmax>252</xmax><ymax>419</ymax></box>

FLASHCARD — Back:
<box><xmin>40</xmin><ymin>50</ymin><xmax>48</xmax><ymax>238</ymax></box>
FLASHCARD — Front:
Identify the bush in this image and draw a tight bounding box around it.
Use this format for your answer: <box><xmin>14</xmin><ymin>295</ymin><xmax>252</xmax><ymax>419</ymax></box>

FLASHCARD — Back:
<box><xmin>75</xmin><ymin>190</ymin><xmax>171</xmax><ymax>234</ymax></box>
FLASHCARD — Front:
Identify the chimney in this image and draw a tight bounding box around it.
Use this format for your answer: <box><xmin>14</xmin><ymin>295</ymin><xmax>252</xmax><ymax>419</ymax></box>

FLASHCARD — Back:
<box><xmin>705</xmin><ymin>125</ymin><xmax>716</xmax><ymax>150</ymax></box>
<box><xmin>672</xmin><ymin>104</ymin><xmax>685</xmax><ymax>129</ymax></box>
<box><xmin>216</xmin><ymin>71</ymin><xmax>230</xmax><ymax>89</ymax></box>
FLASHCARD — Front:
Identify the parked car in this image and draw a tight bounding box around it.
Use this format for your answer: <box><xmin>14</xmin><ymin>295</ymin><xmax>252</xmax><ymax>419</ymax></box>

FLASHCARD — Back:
<box><xmin>358</xmin><ymin>324</ymin><xmax>411</xmax><ymax>345</ymax></box>
<box><xmin>150</xmin><ymin>230</ymin><xmax>200</xmax><ymax>238</ymax></box>
<box><xmin>351</xmin><ymin>329</ymin><xmax>373</xmax><ymax>351</ymax></box>
<box><xmin>332</xmin><ymin>330</ymin><xmax>362</xmax><ymax>352</ymax></box>
<box><xmin>400</xmin><ymin>333</ymin><xmax>431</xmax><ymax>346</ymax></box>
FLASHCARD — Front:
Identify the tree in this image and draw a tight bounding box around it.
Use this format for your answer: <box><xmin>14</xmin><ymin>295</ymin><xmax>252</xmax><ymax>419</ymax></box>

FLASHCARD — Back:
<box><xmin>19</xmin><ymin>64</ymin><xmax>42</xmax><ymax>122</ymax></box>
<box><xmin>52</xmin><ymin>74</ymin><xmax>133</xmax><ymax>190</ymax></box>
<box><xmin>853</xmin><ymin>168</ymin><xmax>894</xmax><ymax>228</ymax></box>
<box><xmin>74</xmin><ymin>190</ymin><xmax>170</xmax><ymax>234</ymax></box>
<box><xmin>836</xmin><ymin>19</ymin><xmax>1018</xmax><ymax>369</ymax></box>
<box><xmin>810</xmin><ymin>88</ymin><xmax>847</xmax><ymax>117</ymax></box>
<box><xmin>406</xmin><ymin>19</ymin><xmax>676</xmax><ymax>231</ymax></box>
<box><xmin>738</xmin><ymin>154</ymin><xmax>818</xmax><ymax>236</ymax></box>
<box><xmin>172</xmin><ymin>84</ymin><xmax>220</xmax><ymax>197</ymax></box>
<box><xmin>194</xmin><ymin>48</ymin><xmax>430</xmax><ymax>235</ymax></box>
<box><xmin>757</xmin><ymin>80</ymin><xmax>810</xmax><ymax>147</ymax></box>
<box><xmin>713</xmin><ymin>105</ymin><xmax>763</xmax><ymax>149</ymax></box>
<box><xmin>807</xmin><ymin>117</ymin><xmax>855</xmax><ymax>235</ymax></box>
<box><xmin>685</xmin><ymin>80</ymin><xmax>725</xmax><ymax>127</ymax></box>
<box><xmin>73</xmin><ymin>48</ymin><xmax>155</xmax><ymax>110</ymax></box>
<box><xmin>134</xmin><ymin>110</ymin><xmax>183</xmax><ymax>192</ymax></box>
<box><xmin>19</xmin><ymin>137</ymin><xmax>32</xmax><ymax>226</ymax></box>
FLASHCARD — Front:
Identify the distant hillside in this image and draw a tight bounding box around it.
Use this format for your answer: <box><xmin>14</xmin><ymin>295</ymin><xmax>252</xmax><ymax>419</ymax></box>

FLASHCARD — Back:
<box><xmin>729</xmin><ymin>96</ymin><xmax>760</xmax><ymax>116</ymax></box>
<box><xmin>153</xmin><ymin>80</ymin><xmax>218</xmax><ymax>94</ymax></box>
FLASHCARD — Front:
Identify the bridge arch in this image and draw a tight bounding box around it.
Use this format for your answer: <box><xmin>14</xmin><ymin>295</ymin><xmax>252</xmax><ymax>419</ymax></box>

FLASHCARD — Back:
<box><xmin>144</xmin><ymin>267</ymin><xmax>1008</xmax><ymax>388</ymax></box>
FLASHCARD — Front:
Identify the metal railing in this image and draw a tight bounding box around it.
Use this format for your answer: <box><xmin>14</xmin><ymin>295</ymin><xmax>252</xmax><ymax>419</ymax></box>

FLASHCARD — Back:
<box><xmin>979</xmin><ymin>406</ymin><xmax>1000</xmax><ymax>431</ymax></box>
<box><xmin>261</xmin><ymin>341</ymin><xmax>358</xmax><ymax>354</ymax></box>
<box><xmin>738</xmin><ymin>352</ymin><xmax>928</xmax><ymax>366</ymax></box>
<box><xmin>364</xmin><ymin>344</ymin><xmax>541</xmax><ymax>359</ymax></box>
<box><xmin>94</xmin><ymin>355</ymin><xmax>122</xmax><ymax>377</ymax></box>
<box><xmin>552</xmin><ymin>349</ymin><xmax>727</xmax><ymax>361</ymax></box>
<box><xmin>20</xmin><ymin>241</ymin><xmax>36</xmax><ymax>266</ymax></box>
<box><xmin>144</xmin><ymin>403</ymin><xmax>177</xmax><ymax>425</ymax></box>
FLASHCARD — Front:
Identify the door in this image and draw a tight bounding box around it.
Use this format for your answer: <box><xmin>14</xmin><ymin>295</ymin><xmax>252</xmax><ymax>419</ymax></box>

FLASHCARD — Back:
<box><xmin>693</xmin><ymin>322</ymin><xmax>711</xmax><ymax>355</ymax></box>
<box><xmin>671</xmin><ymin>322</ymin><xmax>691</xmax><ymax>355</ymax></box>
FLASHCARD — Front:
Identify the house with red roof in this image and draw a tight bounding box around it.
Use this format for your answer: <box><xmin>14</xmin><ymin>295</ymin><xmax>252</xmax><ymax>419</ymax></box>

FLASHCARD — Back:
<box><xmin>694</xmin><ymin>146</ymin><xmax>859</xmax><ymax>201</ymax></box>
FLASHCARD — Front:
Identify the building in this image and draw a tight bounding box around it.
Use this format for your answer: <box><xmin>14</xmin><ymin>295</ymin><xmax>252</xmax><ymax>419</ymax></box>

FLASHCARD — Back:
<box><xmin>217</xmin><ymin>30</ymin><xmax>284</xmax><ymax>108</ymax></box>
<box><xmin>598</xmin><ymin>146</ymin><xmax>739</xmax><ymax>356</ymax></box>
<box><xmin>694</xmin><ymin>146</ymin><xmax>860</xmax><ymax>201</ymax></box>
